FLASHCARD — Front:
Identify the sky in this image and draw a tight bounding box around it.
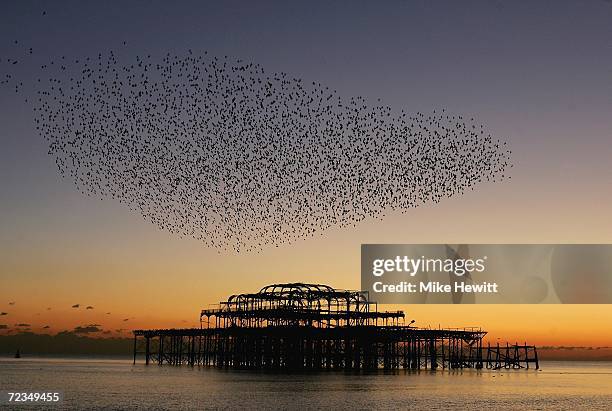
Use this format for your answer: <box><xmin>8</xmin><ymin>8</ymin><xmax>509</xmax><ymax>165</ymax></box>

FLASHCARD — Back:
<box><xmin>1</xmin><ymin>0</ymin><xmax>612</xmax><ymax>346</ymax></box>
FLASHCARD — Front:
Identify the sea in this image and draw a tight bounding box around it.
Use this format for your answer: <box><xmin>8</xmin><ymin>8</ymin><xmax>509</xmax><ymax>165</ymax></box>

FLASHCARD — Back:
<box><xmin>1</xmin><ymin>358</ymin><xmax>611</xmax><ymax>410</ymax></box>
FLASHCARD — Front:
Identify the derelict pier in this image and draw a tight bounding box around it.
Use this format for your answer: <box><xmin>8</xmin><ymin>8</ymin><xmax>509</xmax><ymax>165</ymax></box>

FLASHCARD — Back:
<box><xmin>133</xmin><ymin>283</ymin><xmax>538</xmax><ymax>370</ymax></box>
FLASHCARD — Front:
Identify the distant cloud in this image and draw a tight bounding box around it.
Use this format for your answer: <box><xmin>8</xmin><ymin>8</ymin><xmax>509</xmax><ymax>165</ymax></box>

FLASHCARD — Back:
<box><xmin>122</xmin><ymin>318</ymin><xmax>129</xmax><ymax>322</ymax></box>
<box><xmin>16</xmin><ymin>323</ymin><xmax>31</xmax><ymax>327</ymax></box>
<box><xmin>105</xmin><ymin>312</ymin><xmax>111</xmax><ymax>315</ymax></box>
<box><xmin>102</xmin><ymin>330</ymin><xmax>111</xmax><ymax>334</ymax></box>
<box><xmin>0</xmin><ymin>312</ymin><xmax>7</xmax><ymax>316</ymax></box>
<box><xmin>43</xmin><ymin>325</ymin><xmax>50</xmax><ymax>329</ymax></box>
<box><xmin>72</xmin><ymin>304</ymin><xmax>80</xmax><ymax>308</ymax></box>
<box><xmin>8</xmin><ymin>302</ymin><xmax>15</xmax><ymax>305</ymax></box>
<box><xmin>73</xmin><ymin>325</ymin><xmax>102</xmax><ymax>334</ymax></box>
<box><xmin>0</xmin><ymin>324</ymin><xmax>8</xmax><ymax>329</ymax></box>
<box><xmin>86</xmin><ymin>306</ymin><xmax>94</xmax><ymax>310</ymax></box>
<box><xmin>47</xmin><ymin>307</ymin><xmax>52</xmax><ymax>311</ymax></box>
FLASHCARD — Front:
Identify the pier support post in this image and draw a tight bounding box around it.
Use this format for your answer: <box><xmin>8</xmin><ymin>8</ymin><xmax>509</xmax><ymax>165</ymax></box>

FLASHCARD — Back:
<box><xmin>133</xmin><ymin>334</ymin><xmax>137</xmax><ymax>365</ymax></box>
<box><xmin>145</xmin><ymin>336</ymin><xmax>150</xmax><ymax>365</ymax></box>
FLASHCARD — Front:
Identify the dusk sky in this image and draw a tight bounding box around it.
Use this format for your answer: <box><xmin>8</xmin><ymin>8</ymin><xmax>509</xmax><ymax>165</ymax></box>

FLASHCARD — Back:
<box><xmin>1</xmin><ymin>1</ymin><xmax>612</xmax><ymax>346</ymax></box>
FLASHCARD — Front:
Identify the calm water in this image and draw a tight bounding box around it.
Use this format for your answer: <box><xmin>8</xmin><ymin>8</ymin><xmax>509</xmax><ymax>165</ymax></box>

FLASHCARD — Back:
<box><xmin>1</xmin><ymin>358</ymin><xmax>611</xmax><ymax>410</ymax></box>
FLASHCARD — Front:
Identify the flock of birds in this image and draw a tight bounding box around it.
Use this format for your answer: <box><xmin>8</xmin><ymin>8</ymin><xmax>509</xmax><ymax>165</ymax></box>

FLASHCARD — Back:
<box><xmin>1</xmin><ymin>44</ymin><xmax>512</xmax><ymax>252</ymax></box>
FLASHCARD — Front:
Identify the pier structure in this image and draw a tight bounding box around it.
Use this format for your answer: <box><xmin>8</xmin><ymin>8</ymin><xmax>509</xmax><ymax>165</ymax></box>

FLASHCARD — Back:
<box><xmin>133</xmin><ymin>283</ymin><xmax>538</xmax><ymax>370</ymax></box>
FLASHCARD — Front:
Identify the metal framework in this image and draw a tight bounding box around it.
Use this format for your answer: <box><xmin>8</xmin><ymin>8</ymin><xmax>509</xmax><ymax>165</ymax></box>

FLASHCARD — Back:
<box><xmin>133</xmin><ymin>283</ymin><xmax>538</xmax><ymax>370</ymax></box>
